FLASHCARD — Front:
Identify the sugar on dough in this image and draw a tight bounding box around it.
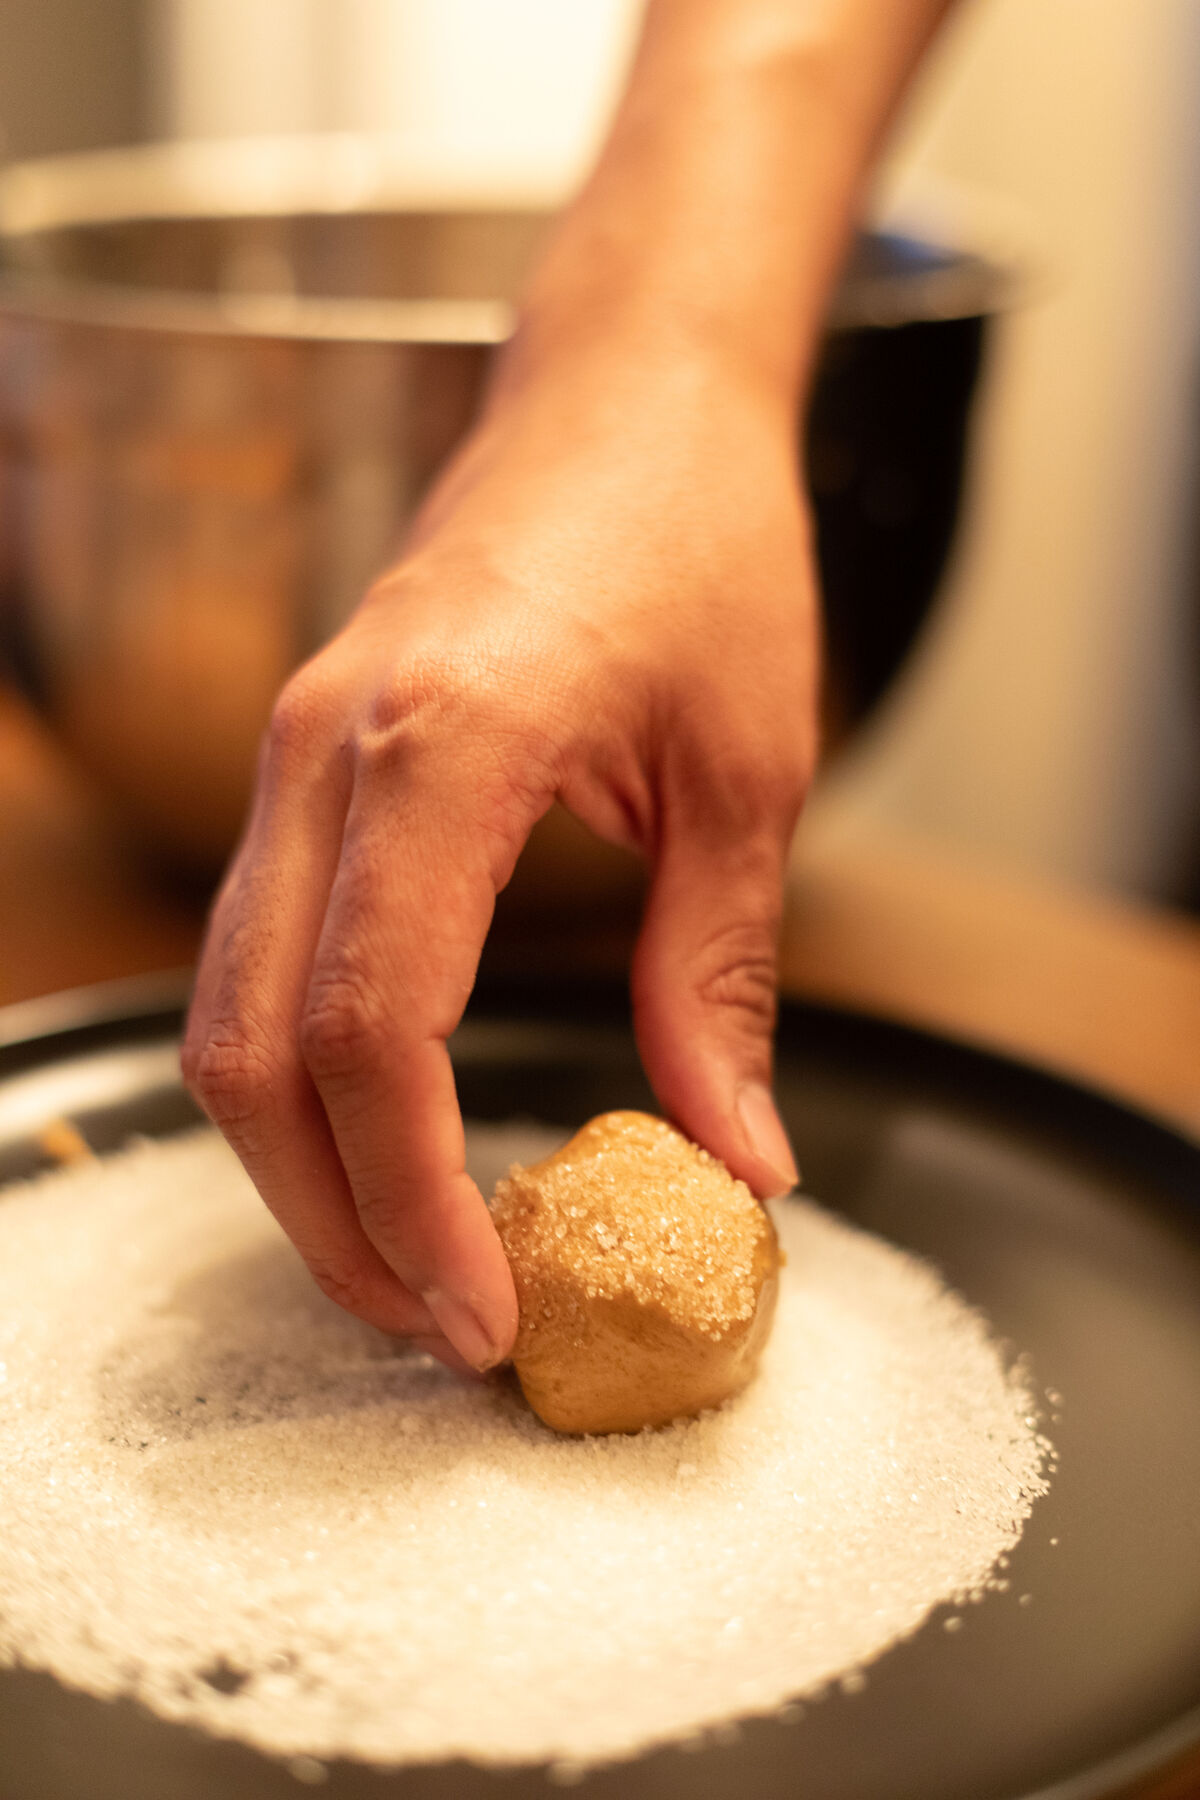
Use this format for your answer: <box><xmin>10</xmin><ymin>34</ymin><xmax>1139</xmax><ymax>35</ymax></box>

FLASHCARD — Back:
<box><xmin>491</xmin><ymin>1110</ymin><xmax>781</xmax><ymax>1433</ymax></box>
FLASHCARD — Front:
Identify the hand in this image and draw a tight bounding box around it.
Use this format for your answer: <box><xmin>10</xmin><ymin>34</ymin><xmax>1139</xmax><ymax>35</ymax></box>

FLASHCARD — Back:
<box><xmin>183</xmin><ymin>355</ymin><xmax>818</xmax><ymax>1373</ymax></box>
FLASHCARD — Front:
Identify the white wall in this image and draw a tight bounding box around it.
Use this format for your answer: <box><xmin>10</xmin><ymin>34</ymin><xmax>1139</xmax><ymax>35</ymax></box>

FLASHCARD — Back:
<box><xmin>149</xmin><ymin>0</ymin><xmax>642</xmax><ymax>192</ymax></box>
<box><xmin>815</xmin><ymin>0</ymin><xmax>1200</xmax><ymax>899</ymax></box>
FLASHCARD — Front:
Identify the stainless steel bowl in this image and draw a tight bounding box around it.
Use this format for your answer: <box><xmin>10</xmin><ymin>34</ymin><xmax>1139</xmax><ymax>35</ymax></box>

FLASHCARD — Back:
<box><xmin>0</xmin><ymin>141</ymin><xmax>1016</xmax><ymax>874</ymax></box>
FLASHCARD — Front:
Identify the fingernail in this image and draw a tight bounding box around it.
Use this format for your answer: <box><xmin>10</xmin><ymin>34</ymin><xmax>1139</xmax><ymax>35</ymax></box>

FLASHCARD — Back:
<box><xmin>420</xmin><ymin>1288</ymin><xmax>504</xmax><ymax>1372</ymax></box>
<box><xmin>736</xmin><ymin>1081</ymin><xmax>800</xmax><ymax>1198</ymax></box>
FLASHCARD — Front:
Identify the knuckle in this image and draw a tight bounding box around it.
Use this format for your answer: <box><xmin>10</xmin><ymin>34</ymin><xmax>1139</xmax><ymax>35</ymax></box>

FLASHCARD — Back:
<box><xmin>356</xmin><ymin>668</ymin><xmax>559</xmax><ymax>864</ymax></box>
<box><xmin>691</xmin><ymin>920</ymin><xmax>780</xmax><ymax>1032</ymax></box>
<box><xmin>351</xmin><ymin>1183</ymin><xmax>410</xmax><ymax>1248</ymax></box>
<box><xmin>185</xmin><ymin>1029</ymin><xmax>280</xmax><ymax>1134</ymax></box>
<box><xmin>362</xmin><ymin>659</ymin><xmax>548</xmax><ymax>761</ymax></box>
<box><xmin>364</xmin><ymin>660</ymin><xmax>461</xmax><ymax>743</ymax></box>
<box><xmin>349</xmin><ymin>669</ymin><xmax>459</xmax><ymax>786</ymax></box>
<box><xmin>300</xmin><ymin>978</ymin><xmax>391</xmax><ymax>1084</ymax></box>
<box><xmin>266</xmin><ymin>670</ymin><xmax>335</xmax><ymax>770</ymax></box>
<box><xmin>303</xmin><ymin>1255</ymin><xmax>374</xmax><ymax>1319</ymax></box>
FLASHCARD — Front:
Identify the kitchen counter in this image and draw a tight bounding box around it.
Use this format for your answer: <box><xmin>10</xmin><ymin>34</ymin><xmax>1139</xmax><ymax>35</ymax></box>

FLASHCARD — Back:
<box><xmin>2</xmin><ymin>680</ymin><xmax>1198</xmax><ymax>1140</ymax></box>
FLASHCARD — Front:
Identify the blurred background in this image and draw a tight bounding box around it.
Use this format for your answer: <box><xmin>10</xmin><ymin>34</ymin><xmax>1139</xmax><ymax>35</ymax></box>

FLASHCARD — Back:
<box><xmin>1</xmin><ymin>0</ymin><xmax>1199</xmax><ymax>1013</ymax></box>
<box><xmin>2</xmin><ymin>0</ymin><xmax>1198</xmax><ymax>902</ymax></box>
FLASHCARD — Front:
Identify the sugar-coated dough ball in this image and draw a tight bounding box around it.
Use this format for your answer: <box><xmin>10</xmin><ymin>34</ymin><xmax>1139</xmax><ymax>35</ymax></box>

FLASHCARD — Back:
<box><xmin>491</xmin><ymin>1111</ymin><xmax>781</xmax><ymax>1434</ymax></box>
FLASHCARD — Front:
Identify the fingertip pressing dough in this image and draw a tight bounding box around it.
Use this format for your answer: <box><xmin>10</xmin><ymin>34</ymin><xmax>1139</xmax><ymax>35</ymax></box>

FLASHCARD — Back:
<box><xmin>491</xmin><ymin>1111</ymin><xmax>781</xmax><ymax>1434</ymax></box>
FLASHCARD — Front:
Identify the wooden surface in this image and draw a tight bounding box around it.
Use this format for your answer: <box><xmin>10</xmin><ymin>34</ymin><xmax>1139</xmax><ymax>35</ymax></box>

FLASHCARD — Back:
<box><xmin>783</xmin><ymin>829</ymin><xmax>1200</xmax><ymax>1136</ymax></box>
<box><xmin>2</xmin><ymin>681</ymin><xmax>1199</xmax><ymax>1139</ymax></box>
<box><xmin>0</xmin><ymin>686</ymin><xmax>204</xmax><ymax>1004</ymax></box>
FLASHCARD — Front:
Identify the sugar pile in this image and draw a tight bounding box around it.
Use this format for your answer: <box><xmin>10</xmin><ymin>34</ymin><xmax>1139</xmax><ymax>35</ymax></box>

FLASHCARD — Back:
<box><xmin>0</xmin><ymin>1124</ymin><xmax>1051</xmax><ymax>1773</ymax></box>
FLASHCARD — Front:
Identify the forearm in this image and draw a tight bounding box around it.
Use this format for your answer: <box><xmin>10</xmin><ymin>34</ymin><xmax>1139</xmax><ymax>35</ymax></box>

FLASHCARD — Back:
<box><xmin>495</xmin><ymin>0</ymin><xmax>957</xmax><ymax>418</ymax></box>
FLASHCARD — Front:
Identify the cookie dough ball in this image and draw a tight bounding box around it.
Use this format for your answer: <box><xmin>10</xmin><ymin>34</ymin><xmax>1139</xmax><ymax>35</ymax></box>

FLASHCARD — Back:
<box><xmin>491</xmin><ymin>1111</ymin><xmax>781</xmax><ymax>1434</ymax></box>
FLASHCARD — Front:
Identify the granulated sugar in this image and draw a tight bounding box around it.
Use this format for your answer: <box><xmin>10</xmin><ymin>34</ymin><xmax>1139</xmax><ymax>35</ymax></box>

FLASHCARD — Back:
<box><xmin>0</xmin><ymin>1124</ymin><xmax>1051</xmax><ymax>1772</ymax></box>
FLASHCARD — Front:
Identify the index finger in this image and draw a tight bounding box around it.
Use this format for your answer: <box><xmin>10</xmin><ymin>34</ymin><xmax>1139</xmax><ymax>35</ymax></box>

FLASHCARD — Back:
<box><xmin>183</xmin><ymin>732</ymin><xmax>442</xmax><ymax>1345</ymax></box>
<box><xmin>297</xmin><ymin>725</ymin><xmax>552</xmax><ymax>1370</ymax></box>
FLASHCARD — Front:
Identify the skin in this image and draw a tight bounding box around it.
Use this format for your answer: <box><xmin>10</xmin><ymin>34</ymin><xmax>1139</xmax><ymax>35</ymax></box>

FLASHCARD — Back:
<box><xmin>184</xmin><ymin>0</ymin><xmax>956</xmax><ymax>1373</ymax></box>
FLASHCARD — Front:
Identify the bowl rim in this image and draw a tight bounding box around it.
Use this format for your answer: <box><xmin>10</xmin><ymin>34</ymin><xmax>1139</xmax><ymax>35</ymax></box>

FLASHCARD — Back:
<box><xmin>0</xmin><ymin>134</ymin><xmax>1025</xmax><ymax>345</ymax></box>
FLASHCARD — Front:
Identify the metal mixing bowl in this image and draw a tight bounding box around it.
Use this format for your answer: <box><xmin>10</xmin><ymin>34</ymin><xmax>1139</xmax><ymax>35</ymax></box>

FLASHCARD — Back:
<box><xmin>0</xmin><ymin>140</ymin><xmax>1015</xmax><ymax>875</ymax></box>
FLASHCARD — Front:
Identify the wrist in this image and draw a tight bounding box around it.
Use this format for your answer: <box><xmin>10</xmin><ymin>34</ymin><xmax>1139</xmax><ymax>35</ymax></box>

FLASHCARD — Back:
<box><xmin>485</xmin><ymin>0</ymin><xmax>955</xmax><ymax>414</ymax></box>
<box><xmin>482</xmin><ymin>299</ymin><xmax>800</xmax><ymax>459</ymax></box>
<box><xmin>501</xmin><ymin>289</ymin><xmax>795</xmax><ymax>418</ymax></box>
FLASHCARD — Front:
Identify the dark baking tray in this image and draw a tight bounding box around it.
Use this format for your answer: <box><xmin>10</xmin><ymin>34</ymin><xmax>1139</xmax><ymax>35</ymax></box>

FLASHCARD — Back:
<box><xmin>1</xmin><ymin>972</ymin><xmax>1198</xmax><ymax>1800</ymax></box>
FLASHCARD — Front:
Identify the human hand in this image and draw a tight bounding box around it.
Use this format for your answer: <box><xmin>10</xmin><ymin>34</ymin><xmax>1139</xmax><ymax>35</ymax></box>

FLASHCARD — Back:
<box><xmin>183</xmin><ymin>354</ymin><xmax>818</xmax><ymax>1373</ymax></box>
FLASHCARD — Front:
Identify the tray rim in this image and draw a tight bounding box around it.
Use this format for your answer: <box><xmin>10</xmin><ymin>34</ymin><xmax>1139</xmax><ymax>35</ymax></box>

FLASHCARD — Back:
<box><xmin>2</xmin><ymin>967</ymin><xmax>1196</xmax><ymax>1169</ymax></box>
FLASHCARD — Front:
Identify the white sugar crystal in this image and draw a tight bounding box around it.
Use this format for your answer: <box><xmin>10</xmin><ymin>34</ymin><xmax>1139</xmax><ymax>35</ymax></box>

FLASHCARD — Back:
<box><xmin>0</xmin><ymin>1124</ymin><xmax>1051</xmax><ymax>1771</ymax></box>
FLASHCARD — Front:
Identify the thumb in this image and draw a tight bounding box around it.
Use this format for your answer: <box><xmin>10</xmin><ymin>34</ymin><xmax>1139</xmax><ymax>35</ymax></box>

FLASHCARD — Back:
<box><xmin>631</xmin><ymin>821</ymin><xmax>799</xmax><ymax>1200</ymax></box>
